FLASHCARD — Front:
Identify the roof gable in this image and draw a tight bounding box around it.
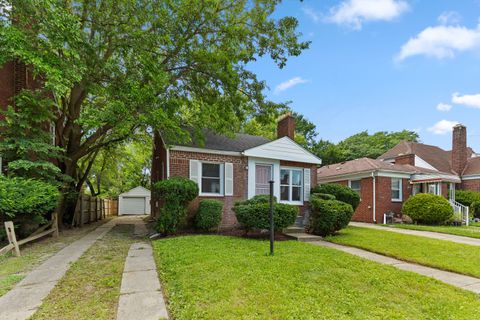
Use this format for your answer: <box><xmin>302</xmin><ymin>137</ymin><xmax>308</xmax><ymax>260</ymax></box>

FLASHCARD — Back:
<box><xmin>119</xmin><ymin>186</ymin><xmax>151</xmax><ymax>197</ymax></box>
<box><xmin>243</xmin><ymin>137</ymin><xmax>322</xmax><ymax>164</ymax></box>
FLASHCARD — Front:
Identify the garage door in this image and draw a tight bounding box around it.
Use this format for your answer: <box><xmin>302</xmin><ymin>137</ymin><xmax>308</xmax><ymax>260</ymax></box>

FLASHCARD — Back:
<box><xmin>122</xmin><ymin>197</ymin><xmax>146</xmax><ymax>215</ymax></box>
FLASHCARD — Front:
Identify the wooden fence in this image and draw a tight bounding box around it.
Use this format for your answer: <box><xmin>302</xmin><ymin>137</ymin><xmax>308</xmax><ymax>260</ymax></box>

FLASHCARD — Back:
<box><xmin>72</xmin><ymin>195</ymin><xmax>118</xmax><ymax>227</ymax></box>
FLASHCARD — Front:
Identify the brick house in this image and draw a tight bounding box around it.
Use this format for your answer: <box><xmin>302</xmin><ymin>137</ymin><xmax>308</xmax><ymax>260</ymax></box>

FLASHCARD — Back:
<box><xmin>317</xmin><ymin>124</ymin><xmax>477</xmax><ymax>223</ymax></box>
<box><xmin>151</xmin><ymin>114</ymin><xmax>322</xmax><ymax>229</ymax></box>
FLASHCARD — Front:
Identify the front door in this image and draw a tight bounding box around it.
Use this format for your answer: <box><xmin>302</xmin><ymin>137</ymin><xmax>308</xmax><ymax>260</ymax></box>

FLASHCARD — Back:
<box><xmin>255</xmin><ymin>164</ymin><xmax>273</xmax><ymax>195</ymax></box>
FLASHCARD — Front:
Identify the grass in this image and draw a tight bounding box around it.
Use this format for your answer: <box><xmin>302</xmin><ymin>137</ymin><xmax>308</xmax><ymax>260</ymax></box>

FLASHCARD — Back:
<box><xmin>0</xmin><ymin>219</ymin><xmax>112</xmax><ymax>297</ymax></box>
<box><xmin>153</xmin><ymin>235</ymin><xmax>479</xmax><ymax>320</ymax></box>
<box><xmin>30</xmin><ymin>224</ymin><xmax>136</xmax><ymax>320</ymax></box>
<box><xmin>386</xmin><ymin>223</ymin><xmax>480</xmax><ymax>239</ymax></box>
<box><xmin>327</xmin><ymin>226</ymin><xmax>480</xmax><ymax>278</ymax></box>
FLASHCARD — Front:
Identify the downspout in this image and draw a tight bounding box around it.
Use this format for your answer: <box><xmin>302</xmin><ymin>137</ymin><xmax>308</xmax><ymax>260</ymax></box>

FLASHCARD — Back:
<box><xmin>371</xmin><ymin>171</ymin><xmax>376</xmax><ymax>223</ymax></box>
<box><xmin>166</xmin><ymin>148</ymin><xmax>170</xmax><ymax>178</ymax></box>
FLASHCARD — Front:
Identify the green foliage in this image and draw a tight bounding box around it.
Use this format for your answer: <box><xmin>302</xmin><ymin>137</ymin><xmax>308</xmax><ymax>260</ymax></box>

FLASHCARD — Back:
<box><xmin>309</xmin><ymin>198</ymin><xmax>354</xmax><ymax>237</ymax></box>
<box><xmin>470</xmin><ymin>201</ymin><xmax>480</xmax><ymax>219</ymax></box>
<box><xmin>0</xmin><ymin>91</ymin><xmax>65</xmax><ymax>184</ymax></box>
<box><xmin>402</xmin><ymin>194</ymin><xmax>454</xmax><ymax>225</ymax></box>
<box><xmin>195</xmin><ymin>200</ymin><xmax>223</xmax><ymax>231</ymax></box>
<box><xmin>311</xmin><ymin>193</ymin><xmax>336</xmax><ymax>201</ymax></box>
<box><xmin>313</xmin><ymin>130</ymin><xmax>419</xmax><ymax>165</ymax></box>
<box><xmin>0</xmin><ymin>177</ymin><xmax>59</xmax><ymax>219</ymax></box>
<box><xmin>454</xmin><ymin>190</ymin><xmax>480</xmax><ymax>207</ymax></box>
<box><xmin>312</xmin><ymin>184</ymin><xmax>360</xmax><ymax>210</ymax></box>
<box><xmin>233</xmin><ymin>198</ymin><xmax>297</xmax><ymax>232</ymax></box>
<box><xmin>236</xmin><ymin>194</ymin><xmax>277</xmax><ymax>206</ymax></box>
<box><xmin>153</xmin><ymin>177</ymin><xmax>199</xmax><ymax>235</ymax></box>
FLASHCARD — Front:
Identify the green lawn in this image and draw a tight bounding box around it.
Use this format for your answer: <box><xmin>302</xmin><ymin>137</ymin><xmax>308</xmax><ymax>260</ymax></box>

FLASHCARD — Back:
<box><xmin>153</xmin><ymin>235</ymin><xmax>479</xmax><ymax>320</ymax></box>
<box><xmin>0</xmin><ymin>219</ymin><xmax>112</xmax><ymax>297</ymax></box>
<box><xmin>31</xmin><ymin>224</ymin><xmax>135</xmax><ymax>320</ymax></box>
<box><xmin>386</xmin><ymin>223</ymin><xmax>480</xmax><ymax>239</ymax></box>
<box><xmin>327</xmin><ymin>226</ymin><xmax>480</xmax><ymax>278</ymax></box>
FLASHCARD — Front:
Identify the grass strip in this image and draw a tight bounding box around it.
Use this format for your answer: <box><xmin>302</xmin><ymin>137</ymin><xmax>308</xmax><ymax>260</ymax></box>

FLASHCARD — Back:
<box><xmin>0</xmin><ymin>219</ymin><xmax>111</xmax><ymax>297</ymax></box>
<box><xmin>327</xmin><ymin>226</ymin><xmax>480</xmax><ymax>278</ymax></box>
<box><xmin>31</xmin><ymin>224</ymin><xmax>136</xmax><ymax>320</ymax></box>
<box><xmin>153</xmin><ymin>235</ymin><xmax>479</xmax><ymax>320</ymax></box>
<box><xmin>386</xmin><ymin>223</ymin><xmax>480</xmax><ymax>239</ymax></box>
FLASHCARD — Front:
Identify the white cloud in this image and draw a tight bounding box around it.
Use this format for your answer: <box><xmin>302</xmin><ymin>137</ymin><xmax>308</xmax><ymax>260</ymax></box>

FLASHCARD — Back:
<box><xmin>274</xmin><ymin>77</ymin><xmax>308</xmax><ymax>94</ymax></box>
<box><xmin>438</xmin><ymin>11</ymin><xmax>462</xmax><ymax>25</ymax></box>
<box><xmin>328</xmin><ymin>0</ymin><xmax>409</xmax><ymax>30</ymax></box>
<box><xmin>396</xmin><ymin>24</ymin><xmax>480</xmax><ymax>61</ymax></box>
<box><xmin>302</xmin><ymin>7</ymin><xmax>320</xmax><ymax>23</ymax></box>
<box><xmin>452</xmin><ymin>92</ymin><xmax>480</xmax><ymax>108</ymax></box>
<box><xmin>436</xmin><ymin>103</ymin><xmax>452</xmax><ymax>112</ymax></box>
<box><xmin>428</xmin><ymin>120</ymin><xmax>459</xmax><ymax>135</ymax></box>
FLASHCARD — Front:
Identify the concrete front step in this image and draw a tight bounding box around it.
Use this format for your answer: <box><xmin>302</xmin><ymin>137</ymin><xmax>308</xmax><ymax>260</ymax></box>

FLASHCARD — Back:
<box><xmin>283</xmin><ymin>226</ymin><xmax>305</xmax><ymax>234</ymax></box>
<box><xmin>285</xmin><ymin>232</ymin><xmax>323</xmax><ymax>242</ymax></box>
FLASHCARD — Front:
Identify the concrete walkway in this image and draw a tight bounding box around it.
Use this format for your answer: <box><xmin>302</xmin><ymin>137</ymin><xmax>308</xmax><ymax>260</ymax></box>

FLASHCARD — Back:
<box><xmin>116</xmin><ymin>243</ymin><xmax>168</xmax><ymax>320</ymax></box>
<box><xmin>0</xmin><ymin>219</ymin><xmax>117</xmax><ymax>320</ymax></box>
<box><xmin>312</xmin><ymin>240</ymin><xmax>480</xmax><ymax>294</ymax></box>
<box><xmin>350</xmin><ymin>222</ymin><xmax>480</xmax><ymax>247</ymax></box>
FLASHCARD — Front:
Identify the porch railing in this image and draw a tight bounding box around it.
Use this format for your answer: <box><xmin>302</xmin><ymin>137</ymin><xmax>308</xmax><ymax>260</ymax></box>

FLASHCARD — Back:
<box><xmin>449</xmin><ymin>200</ymin><xmax>469</xmax><ymax>226</ymax></box>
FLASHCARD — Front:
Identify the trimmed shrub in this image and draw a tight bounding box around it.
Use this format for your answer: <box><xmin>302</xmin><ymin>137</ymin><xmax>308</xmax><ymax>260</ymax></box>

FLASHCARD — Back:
<box><xmin>195</xmin><ymin>200</ymin><xmax>223</xmax><ymax>231</ymax></box>
<box><xmin>308</xmin><ymin>198</ymin><xmax>354</xmax><ymax>237</ymax></box>
<box><xmin>234</xmin><ymin>194</ymin><xmax>277</xmax><ymax>206</ymax></box>
<box><xmin>311</xmin><ymin>193</ymin><xmax>336</xmax><ymax>201</ymax></box>
<box><xmin>470</xmin><ymin>201</ymin><xmax>480</xmax><ymax>219</ymax></box>
<box><xmin>455</xmin><ymin>190</ymin><xmax>480</xmax><ymax>207</ymax></box>
<box><xmin>153</xmin><ymin>177</ymin><xmax>199</xmax><ymax>235</ymax></box>
<box><xmin>0</xmin><ymin>177</ymin><xmax>59</xmax><ymax>219</ymax></box>
<box><xmin>233</xmin><ymin>199</ymin><xmax>297</xmax><ymax>232</ymax></box>
<box><xmin>311</xmin><ymin>184</ymin><xmax>360</xmax><ymax>210</ymax></box>
<box><xmin>402</xmin><ymin>193</ymin><xmax>454</xmax><ymax>225</ymax></box>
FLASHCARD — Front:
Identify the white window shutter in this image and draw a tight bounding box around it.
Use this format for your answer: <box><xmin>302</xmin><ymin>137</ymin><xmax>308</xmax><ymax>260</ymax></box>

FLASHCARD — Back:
<box><xmin>304</xmin><ymin>168</ymin><xmax>311</xmax><ymax>201</ymax></box>
<box><xmin>189</xmin><ymin>160</ymin><xmax>200</xmax><ymax>186</ymax></box>
<box><xmin>224</xmin><ymin>163</ymin><xmax>234</xmax><ymax>196</ymax></box>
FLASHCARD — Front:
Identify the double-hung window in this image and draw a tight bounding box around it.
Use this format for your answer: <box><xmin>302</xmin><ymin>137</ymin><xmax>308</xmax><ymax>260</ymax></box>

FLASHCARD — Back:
<box><xmin>349</xmin><ymin>180</ymin><xmax>361</xmax><ymax>195</ymax></box>
<box><xmin>201</xmin><ymin>163</ymin><xmax>223</xmax><ymax>195</ymax></box>
<box><xmin>391</xmin><ymin>178</ymin><xmax>402</xmax><ymax>201</ymax></box>
<box><xmin>255</xmin><ymin>164</ymin><xmax>272</xmax><ymax>195</ymax></box>
<box><xmin>280</xmin><ymin>168</ymin><xmax>303</xmax><ymax>203</ymax></box>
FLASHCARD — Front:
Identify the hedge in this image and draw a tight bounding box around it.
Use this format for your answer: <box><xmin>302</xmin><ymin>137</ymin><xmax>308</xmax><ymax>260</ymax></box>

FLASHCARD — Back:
<box><xmin>402</xmin><ymin>193</ymin><xmax>454</xmax><ymax>225</ymax></box>
<box><xmin>308</xmin><ymin>198</ymin><xmax>354</xmax><ymax>237</ymax></box>
<box><xmin>311</xmin><ymin>184</ymin><xmax>360</xmax><ymax>210</ymax></box>
<box><xmin>195</xmin><ymin>199</ymin><xmax>223</xmax><ymax>231</ymax></box>
<box><xmin>455</xmin><ymin>190</ymin><xmax>480</xmax><ymax>207</ymax></box>
<box><xmin>233</xmin><ymin>196</ymin><xmax>297</xmax><ymax>232</ymax></box>
<box><xmin>153</xmin><ymin>177</ymin><xmax>199</xmax><ymax>234</ymax></box>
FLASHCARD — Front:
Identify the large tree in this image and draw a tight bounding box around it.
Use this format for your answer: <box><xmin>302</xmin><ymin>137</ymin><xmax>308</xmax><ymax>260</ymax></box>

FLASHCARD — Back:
<box><xmin>0</xmin><ymin>0</ymin><xmax>308</xmax><ymax>224</ymax></box>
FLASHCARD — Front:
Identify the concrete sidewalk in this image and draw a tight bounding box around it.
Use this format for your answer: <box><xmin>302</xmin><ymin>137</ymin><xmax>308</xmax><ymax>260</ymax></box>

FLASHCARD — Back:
<box><xmin>116</xmin><ymin>243</ymin><xmax>168</xmax><ymax>320</ymax></box>
<box><xmin>0</xmin><ymin>219</ymin><xmax>117</xmax><ymax>320</ymax></box>
<box><xmin>350</xmin><ymin>222</ymin><xmax>480</xmax><ymax>247</ymax></box>
<box><xmin>312</xmin><ymin>240</ymin><xmax>480</xmax><ymax>294</ymax></box>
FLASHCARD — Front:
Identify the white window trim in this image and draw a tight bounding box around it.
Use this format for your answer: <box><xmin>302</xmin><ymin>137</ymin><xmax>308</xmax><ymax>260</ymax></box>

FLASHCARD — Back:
<box><xmin>279</xmin><ymin>166</ymin><xmax>304</xmax><ymax>205</ymax></box>
<box><xmin>348</xmin><ymin>179</ymin><xmax>361</xmax><ymax>194</ymax></box>
<box><xmin>199</xmin><ymin>162</ymin><xmax>224</xmax><ymax>197</ymax></box>
<box><xmin>391</xmin><ymin>178</ymin><xmax>403</xmax><ymax>202</ymax></box>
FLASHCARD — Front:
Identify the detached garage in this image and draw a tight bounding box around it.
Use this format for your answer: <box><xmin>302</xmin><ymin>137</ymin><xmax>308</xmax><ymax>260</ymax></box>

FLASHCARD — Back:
<box><xmin>118</xmin><ymin>186</ymin><xmax>151</xmax><ymax>215</ymax></box>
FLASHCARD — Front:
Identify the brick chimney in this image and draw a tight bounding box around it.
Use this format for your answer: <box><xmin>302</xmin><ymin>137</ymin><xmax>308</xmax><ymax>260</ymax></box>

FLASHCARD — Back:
<box><xmin>277</xmin><ymin>113</ymin><xmax>295</xmax><ymax>140</ymax></box>
<box><xmin>452</xmin><ymin>124</ymin><xmax>467</xmax><ymax>175</ymax></box>
<box><xmin>395</xmin><ymin>154</ymin><xmax>415</xmax><ymax>166</ymax></box>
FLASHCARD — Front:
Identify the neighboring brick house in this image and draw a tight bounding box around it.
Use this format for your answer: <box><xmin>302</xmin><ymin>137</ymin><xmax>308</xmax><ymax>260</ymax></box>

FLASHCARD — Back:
<box><xmin>318</xmin><ymin>124</ymin><xmax>477</xmax><ymax>223</ymax></box>
<box><xmin>151</xmin><ymin>114</ymin><xmax>322</xmax><ymax>229</ymax></box>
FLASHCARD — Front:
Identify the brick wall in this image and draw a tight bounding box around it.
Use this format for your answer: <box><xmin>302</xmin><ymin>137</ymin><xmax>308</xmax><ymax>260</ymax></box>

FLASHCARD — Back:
<box><xmin>0</xmin><ymin>61</ymin><xmax>15</xmax><ymax>118</ymax></box>
<box><xmin>461</xmin><ymin>179</ymin><xmax>480</xmax><ymax>192</ymax></box>
<box><xmin>322</xmin><ymin>176</ymin><xmax>410</xmax><ymax>223</ymax></box>
<box><xmin>169</xmin><ymin>150</ymin><xmax>248</xmax><ymax>228</ymax></box>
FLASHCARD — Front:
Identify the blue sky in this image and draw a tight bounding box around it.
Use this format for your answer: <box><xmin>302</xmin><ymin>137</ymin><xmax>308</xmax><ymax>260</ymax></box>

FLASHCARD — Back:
<box><xmin>250</xmin><ymin>0</ymin><xmax>480</xmax><ymax>151</ymax></box>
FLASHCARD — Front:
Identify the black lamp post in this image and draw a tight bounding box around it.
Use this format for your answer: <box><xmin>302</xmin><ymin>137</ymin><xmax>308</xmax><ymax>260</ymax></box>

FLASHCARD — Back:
<box><xmin>269</xmin><ymin>180</ymin><xmax>274</xmax><ymax>256</ymax></box>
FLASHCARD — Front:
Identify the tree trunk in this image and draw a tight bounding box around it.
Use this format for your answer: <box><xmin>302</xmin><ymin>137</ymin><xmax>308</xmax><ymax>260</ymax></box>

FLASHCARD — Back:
<box><xmin>151</xmin><ymin>130</ymin><xmax>162</xmax><ymax>219</ymax></box>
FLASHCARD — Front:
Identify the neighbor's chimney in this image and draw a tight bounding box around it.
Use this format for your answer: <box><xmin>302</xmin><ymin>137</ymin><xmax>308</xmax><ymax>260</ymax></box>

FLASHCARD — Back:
<box><xmin>452</xmin><ymin>124</ymin><xmax>467</xmax><ymax>175</ymax></box>
<box><xmin>277</xmin><ymin>113</ymin><xmax>295</xmax><ymax>140</ymax></box>
<box><xmin>395</xmin><ymin>154</ymin><xmax>415</xmax><ymax>166</ymax></box>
